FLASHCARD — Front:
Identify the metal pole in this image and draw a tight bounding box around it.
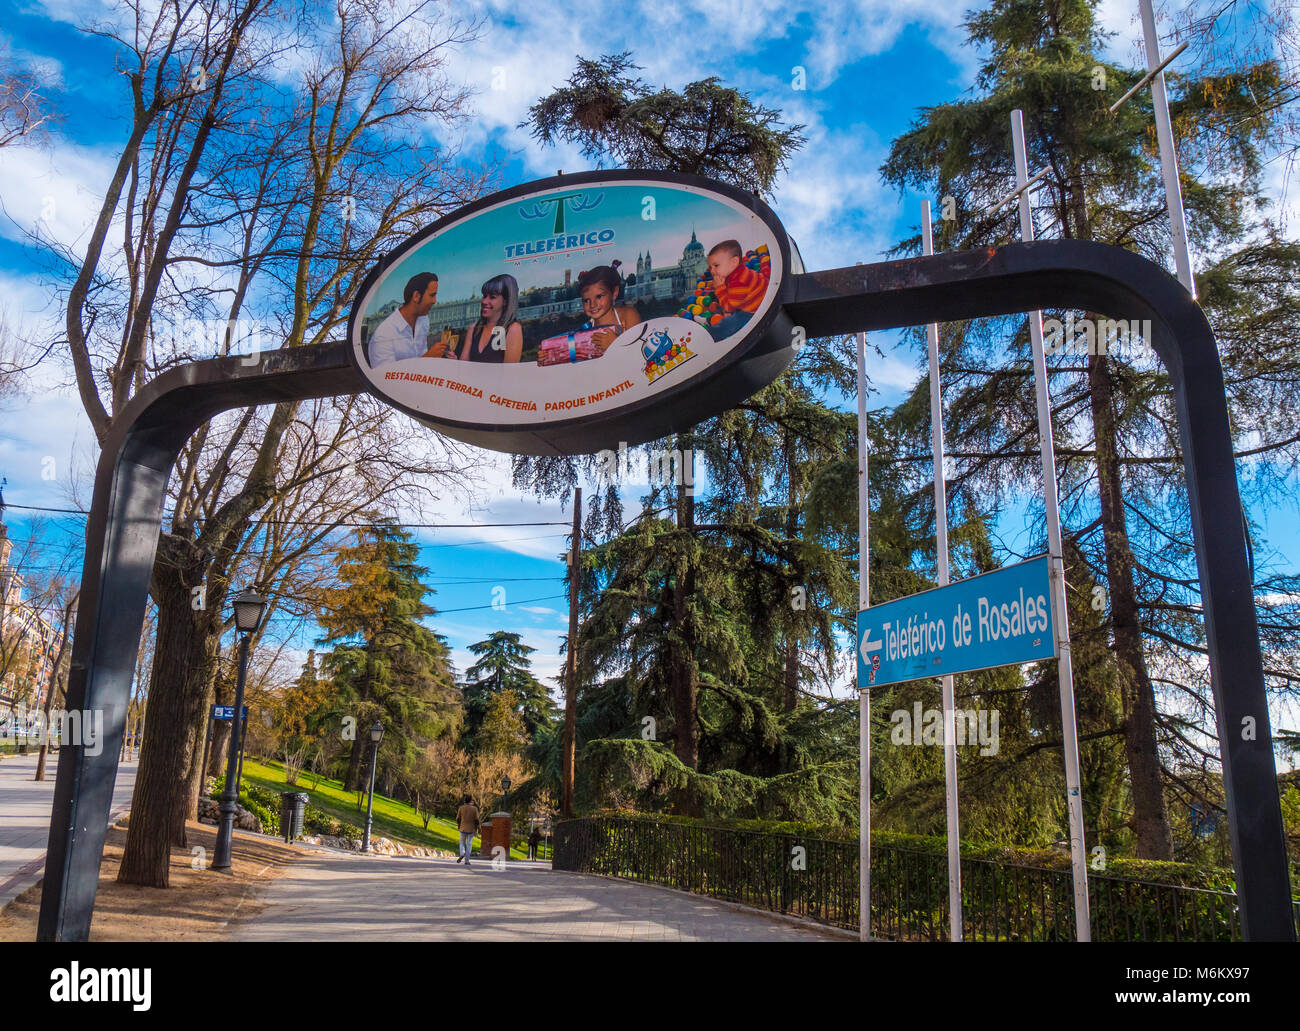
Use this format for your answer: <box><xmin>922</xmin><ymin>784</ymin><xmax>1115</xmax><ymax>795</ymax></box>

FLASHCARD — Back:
<box><xmin>561</xmin><ymin>486</ymin><xmax>581</xmax><ymax>820</ymax></box>
<box><xmin>234</xmin><ymin>713</ymin><xmax>247</xmax><ymax>788</ymax></box>
<box><xmin>1139</xmin><ymin>0</ymin><xmax>1196</xmax><ymax>296</ymax></box>
<box><xmin>923</xmin><ymin>201</ymin><xmax>964</xmax><ymax>942</ymax></box>
<box><xmin>212</xmin><ymin>634</ymin><xmax>250</xmax><ymax>870</ymax></box>
<box><xmin>1011</xmin><ymin>109</ymin><xmax>1092</xmax><ymax>941</ymax></box>
<box><xmin>363</xmin><ymin>739</ymin><xmax>377</xmax><ymax>852</ymax></box>
<box><xmin>200</xmin><ymin>718</ymin><xmax>213</xmax><ymax>792</ymax></box>
<box><xmin>39</xmin><ymin>255</ymin><xmax>1291</xmax><ymax>938</ymax></box>
<box><xmin>856</xmin><ymin>330</ymin><xmax>871</xmax><ymax>943</ymax></box>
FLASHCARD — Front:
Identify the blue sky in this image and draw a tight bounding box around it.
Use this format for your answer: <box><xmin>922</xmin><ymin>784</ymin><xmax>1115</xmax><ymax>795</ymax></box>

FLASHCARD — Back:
<box><xmin>0</xmin><ymin>0</ymin><xmax>1295</xmax><ymax>736</ymax></box>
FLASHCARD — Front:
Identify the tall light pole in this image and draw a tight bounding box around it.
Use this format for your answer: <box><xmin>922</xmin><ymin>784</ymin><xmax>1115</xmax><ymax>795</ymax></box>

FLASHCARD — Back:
<box><xmin>561</xmin><ymin>486</ymin><xmax>580</xmax><ymax>819</ymax></box>
<box><xmin>362</xmin><ymin>721</ymin><xmax>384</xmax><ymax>852</ymax></box>
<box><xmin>213</xmin><ymin>588</ymin><xmax>267</xmax><ymax>870</ymax></box>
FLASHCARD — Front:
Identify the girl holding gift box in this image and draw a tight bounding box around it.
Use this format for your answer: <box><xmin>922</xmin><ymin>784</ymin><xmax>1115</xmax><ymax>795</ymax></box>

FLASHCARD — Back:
<box><xmin>577</xmin><ymin>266</ymin><xmax>641</xmax><ymax>353</ymax></box>
<box><xmin>458</xmin><ymin>274</ymin><xmax>524</xmax><ymax>363</ymax></box>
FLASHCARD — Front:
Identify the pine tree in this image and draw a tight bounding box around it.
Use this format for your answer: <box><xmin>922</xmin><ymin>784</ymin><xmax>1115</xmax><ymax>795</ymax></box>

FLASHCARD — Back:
<box><xmin>316</xmin><ymin>519</ymin><xmax>458</xmax><ymax>790</ymax></box>
<box><xmin>519</xmin><ymin>56</ymin><xmax>854</xmax><ymax>803</ymax></box>
<box><xmin>880</xmin><ymin>0</ymin><xmax>1300</xmax><ymax>857</ymax></box>
<box><xmin>523</xmin><ymin>51</ymin><xmax>805</xmax><ymax>193</ymax></box>
<box><xmin>461</xmin><ymin>631</ymin><xmax>558</xmax><ymax>750</ymax></box>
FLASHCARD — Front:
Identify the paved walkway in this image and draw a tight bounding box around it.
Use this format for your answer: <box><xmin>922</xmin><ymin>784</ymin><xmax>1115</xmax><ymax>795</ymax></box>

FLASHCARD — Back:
<box><xmin>0</xmin><ymin>752</ymin><xmax>138</xmax><ymax>908</ymax></box>
<box><xmin>231</xmin><ymin>849</ymin><xmax>844</xmax><ymax>941</ymax></box>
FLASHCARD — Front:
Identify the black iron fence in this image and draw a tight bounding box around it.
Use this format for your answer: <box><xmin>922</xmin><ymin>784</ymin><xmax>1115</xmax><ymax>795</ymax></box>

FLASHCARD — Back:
<box><xmin>554</xmin><ymin>817</ymin><xmax>1300</xmax><ymax>941</ymax></box>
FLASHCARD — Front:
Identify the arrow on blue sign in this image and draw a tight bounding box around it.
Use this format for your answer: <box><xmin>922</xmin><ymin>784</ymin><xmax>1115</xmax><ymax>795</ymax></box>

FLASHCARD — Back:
<box><xmin>857</xmin><ymin>555</ymin><xmax>1058</xmax><ymax>689</ymax></box>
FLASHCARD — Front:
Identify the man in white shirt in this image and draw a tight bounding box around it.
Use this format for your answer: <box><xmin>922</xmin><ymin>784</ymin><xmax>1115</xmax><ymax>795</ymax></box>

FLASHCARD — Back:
<box><xmin>367</xmin><ymin>272</ymin><xmax>448</xmax><ymax>365</ymax></box>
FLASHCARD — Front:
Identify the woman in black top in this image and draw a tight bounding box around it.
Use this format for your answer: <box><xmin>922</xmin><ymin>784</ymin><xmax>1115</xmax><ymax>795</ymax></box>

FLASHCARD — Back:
<box><xmin>459</xmin><ymin>274</ymin><xmax>524</xmax><ymax>363</ymax></box>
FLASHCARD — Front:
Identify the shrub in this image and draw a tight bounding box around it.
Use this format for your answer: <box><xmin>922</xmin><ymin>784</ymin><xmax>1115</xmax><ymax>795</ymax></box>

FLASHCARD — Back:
<box><xmin>239</xmin><ymin>795</ymin><xmax>279</xmax><ymax>836</ymax></box>
<box><xmin>243</xmin><ymin>783</ymin><xmax>280</xmax><ymax>810</ymax></box>
<box><xmin>301</xmin><ymin>805</ymin><xmax>361</xmax><ymax>841</ymax></box>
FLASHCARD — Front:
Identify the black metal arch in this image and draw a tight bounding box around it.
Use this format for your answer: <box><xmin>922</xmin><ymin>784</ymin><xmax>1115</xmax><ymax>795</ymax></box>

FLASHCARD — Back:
<box><xmin>38</xmin><ymin>239</ymin><xmax>1295</xmax><ymax>941</ymax></box>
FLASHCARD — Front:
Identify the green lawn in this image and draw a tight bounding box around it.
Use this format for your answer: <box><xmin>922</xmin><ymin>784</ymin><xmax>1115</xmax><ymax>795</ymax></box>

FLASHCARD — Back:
<box><xmin>239</xmin><ymin>757</ymin><xmax>528</xmax><ymax>859</ymax></box>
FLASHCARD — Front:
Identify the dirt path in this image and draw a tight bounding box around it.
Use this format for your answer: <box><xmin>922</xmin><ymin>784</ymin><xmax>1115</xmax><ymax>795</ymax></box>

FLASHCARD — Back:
<box><xmin>0</xmin><ymin>818</ymin><xmax>304</xmax><ymax>941</ymax></box>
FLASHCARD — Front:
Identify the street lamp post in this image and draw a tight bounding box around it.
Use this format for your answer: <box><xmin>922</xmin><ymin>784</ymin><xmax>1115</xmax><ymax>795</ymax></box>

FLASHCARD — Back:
<box><xmin>362</xmin><ymin>721</ymin><xmax>384</xmax><ymax>853</ymax></box>
<box><xmin>213</xmin><ymin>589</ymin><xmax>267</xmax><ymax>871</ymax></box>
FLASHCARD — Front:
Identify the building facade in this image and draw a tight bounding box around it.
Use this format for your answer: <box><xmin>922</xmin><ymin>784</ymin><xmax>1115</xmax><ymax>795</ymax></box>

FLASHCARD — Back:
<box><xmin>0</xmin><ymin>514</ymin><xmax>64</xmax><ymax>717</ymax></box>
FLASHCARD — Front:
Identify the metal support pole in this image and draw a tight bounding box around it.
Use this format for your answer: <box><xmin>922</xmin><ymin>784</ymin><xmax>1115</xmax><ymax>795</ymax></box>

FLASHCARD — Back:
<box><xmin>39</xmin><ymin>249</ymin><xmax>1291</xmax><ymax>939</ymax></box>
<box><xmin>1139</xmin><ymin>0</ymin><xmax>1196</xmax><ymax>296</ymax></box>
<box><xmin>235</xmin><ymin>713</ymin><xmax>247</xmax><ymax>788</ymax></box>
<box><xmin>212</xmin><ymin>634</ymin><xmax>250</xmax><ymax>871</ymax></box>
<box><xmin>856</xmin><ymin>330</ymin><xmax>871</xmax><ymax>943</ymax></box>
<box><xmin>1109</xmin><ymin>41</ymin><xmax>1189</xmax><ymax>113</ymax></box>
<box><xmin>923</xmin><ymin>200</ymin><xmax>964</xmax><ymax>942</ymax></box>
<box><xmin>1011</xmin><ymin>109</ymin><xmax>1092</xmax><ymax>940</ymax></box>
<box><xmin>363</xmin><ymin>740</ymin><xmax>378</xmax><ymax>852</ymax></box>
<box><xmin>561</xmin><ymin>486</ymin><xmax>581</xmax><ymax>820</ymax></box>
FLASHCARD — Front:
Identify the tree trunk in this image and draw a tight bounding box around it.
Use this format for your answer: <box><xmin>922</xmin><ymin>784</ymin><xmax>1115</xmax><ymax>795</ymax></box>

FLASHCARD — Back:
<box><xmin>183</xmin><ymin>668</ymin><xmax>222</xmax><ymax>820</ymax></box>
<box><xmin>1087</xmin><ymin>343</ymin><xmax>1173</xmax><ymax>859</ymax></box>
<box><xmin>34</xmin><ymin>592</ymin><xmax>76</xmax><ymax>781</ymax></box>
<box><xmin>783</xmin><ymin>440</ymin><xmax>801</xmax><ymax>714</ymax></box>
<box><xmin>344</xmin><ymin>734</ymin><xmax>364</xmax><ymax>792</ymax></box>
<box><xmin>207</xmin><ymin>670</ymin><xmax>233</xmax><ymax>780</ymax></box>
<box><xmin>118</xmin><ymin>539</ymin><xmax>223</xmax><ymax>886</ymax></box>
<box><xmin>343</xmin><ymin>644</ymin><xmax>376</xmax><ymax>791</ymax></box>
<box><xmin>783</xmin><ymin>639</ymin><xmax>799</xmax><ymax>713</ymax></box>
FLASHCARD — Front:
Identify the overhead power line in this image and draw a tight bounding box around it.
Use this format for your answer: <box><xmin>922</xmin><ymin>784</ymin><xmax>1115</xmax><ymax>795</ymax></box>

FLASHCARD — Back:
<box><xmin>4</xmin><ymin>501</ymin><xmax>570</xmax><ymax>529</ymax></box>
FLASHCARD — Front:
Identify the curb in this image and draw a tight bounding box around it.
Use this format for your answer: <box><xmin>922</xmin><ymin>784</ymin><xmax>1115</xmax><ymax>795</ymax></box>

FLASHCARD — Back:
<box><xmin>0</xmin><ymin>804</ymin><xmax>131</xmax><ymax>913</ymax></box>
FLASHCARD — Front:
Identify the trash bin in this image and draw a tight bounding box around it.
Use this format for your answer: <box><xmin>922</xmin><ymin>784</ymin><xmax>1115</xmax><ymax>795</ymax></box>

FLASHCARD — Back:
<box><xmin>482</xmin><ymin>811</ymin><xmax>512</xmax><ymax>860</ymax></box>
<box><xmin>280</xmin><ymin>791</ymin><xmax>308</xmax><ymax>842</ymax></box>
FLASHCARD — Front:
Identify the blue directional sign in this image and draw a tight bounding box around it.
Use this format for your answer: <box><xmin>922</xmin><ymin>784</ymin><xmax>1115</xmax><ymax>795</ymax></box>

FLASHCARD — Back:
<box><xmin>211</xmin><ymin>705</ymin><xmax>248</xmax><ymax>721</ymax></box>
<box><xmin>857</xmin><ymin>555</ymin><xmax>1057</xmax><ymax>689</ymax></box>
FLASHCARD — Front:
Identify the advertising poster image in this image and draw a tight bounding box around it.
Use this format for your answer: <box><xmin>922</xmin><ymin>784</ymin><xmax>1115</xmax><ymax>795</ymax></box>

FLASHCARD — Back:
<box><xmin>352</xmin><ymin>178</ymin><xmax>784</xmax><ymax>434</ymax></box>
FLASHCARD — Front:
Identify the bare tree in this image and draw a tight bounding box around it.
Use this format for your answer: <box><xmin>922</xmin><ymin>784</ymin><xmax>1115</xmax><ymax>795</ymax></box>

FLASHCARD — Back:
<box><xmin>0</xmin><ymin>41</ymin><xmax>54</xmax><ymax>149</ymax></box>
<box><xmin>1171</xmin><ymin>0</ymin><xmax>1300</xmax><ymax>163</ymax></box>
<box><xmin>33</xmin><ymin>0</ymin><xmax>490</xmax><ymax>887</ymax></box>
<box><xmin>405</xmin><ymin>736</ymin><xmax>460</xmax><ymax>830</ymax></box>
<box><xmin>35</xmin><ymin>586</ymin><xmax>79</xmax><ymax>781</ymax></box>
<box><xmin>0</xmin><ymin>521</ymin><xmax>79</xmax><ymax>722</ymax></box>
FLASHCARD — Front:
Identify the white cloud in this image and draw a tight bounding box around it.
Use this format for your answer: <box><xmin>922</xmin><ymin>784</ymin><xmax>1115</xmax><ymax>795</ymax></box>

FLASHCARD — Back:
<box><xmin>1094</xmin><ymin>0</ymin><xmax>1144</xmax><ymax>63</ymax></box>
<box><xmin>0</xmin><ymin>34</ymin><xmax>65</xmax><ymax>89</ymax></box>
<box><xmin>435</xmin><ymin>0</ymin><xmax>972</xmax><ymax>180</ymax></box>
<box><xmin>0</xmin><ymin>137</ymin><xmax>118</xmax><ymax>254</ymax></box>
<box><xmin>1261</xmin><ymin>155</ymin><xmax>1300</xmax><ymax>239</ymax></box>
<box><xmin>0</xmin><ymin>388</ymin><xmax>92</xmax><ymax>506</ymax></box>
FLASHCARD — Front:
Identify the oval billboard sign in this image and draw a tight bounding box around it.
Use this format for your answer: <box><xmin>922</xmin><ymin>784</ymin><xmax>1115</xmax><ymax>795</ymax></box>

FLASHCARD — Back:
<box><xmin>348</xmin><ymin>170</ymin><xmax>799</xmax><ymax>455</ymax></box>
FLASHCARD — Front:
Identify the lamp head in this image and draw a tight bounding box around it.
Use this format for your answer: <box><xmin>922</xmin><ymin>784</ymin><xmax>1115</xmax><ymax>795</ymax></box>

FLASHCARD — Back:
<box><xmin>232</xmin><ymin>589</ymin><xmax>268</xmax><ymax>633</ymax></box>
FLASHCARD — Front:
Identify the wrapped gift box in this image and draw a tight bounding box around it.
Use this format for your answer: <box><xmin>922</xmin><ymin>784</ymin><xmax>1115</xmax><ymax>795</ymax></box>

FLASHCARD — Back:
<box><xmin>538</xmin><ymin>328</ymin><xmax>605</xmax><ymax>366</ymax></box>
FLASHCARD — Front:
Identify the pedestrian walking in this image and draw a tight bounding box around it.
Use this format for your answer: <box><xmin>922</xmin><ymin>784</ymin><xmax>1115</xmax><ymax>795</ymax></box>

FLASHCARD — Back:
<box><xmin>456</xmin><ymin>793</ymin><xmax>480</xmax><ymax>866</ymax></box>
<box><xmin>528</xmin><ymin>826</ymin><xmax>541</xmax><ymax>861</ymax></box>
